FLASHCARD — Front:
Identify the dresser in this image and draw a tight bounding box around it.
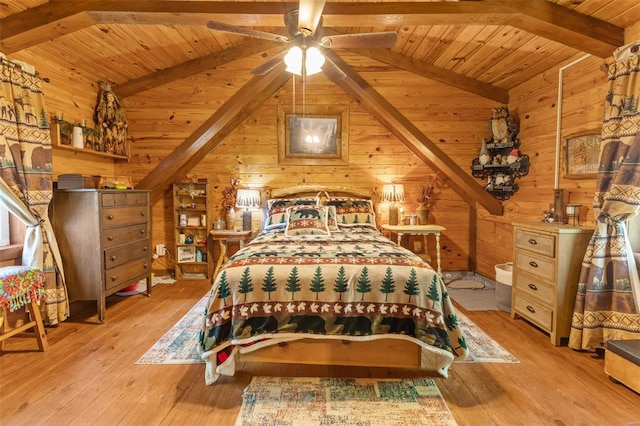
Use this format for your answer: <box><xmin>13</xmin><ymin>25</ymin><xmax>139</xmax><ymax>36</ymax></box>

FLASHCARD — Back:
<box><xmin>511</xmin><ymin>222</ymin><xmax>593</xmax><ymax>346</ymax></box>
<box><xmin>52</xmin><ymin>189</ymin><xmax>152</xmax><ymax>322</ymax></box>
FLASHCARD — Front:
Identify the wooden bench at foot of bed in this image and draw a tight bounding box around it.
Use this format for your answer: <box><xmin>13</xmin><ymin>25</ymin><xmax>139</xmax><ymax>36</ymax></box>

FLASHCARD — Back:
<box><xmin>239</xmin><ymin>338</ymin><xmax>423</xmax><ymax>370</ymax></box>
<box><xmin>605</xmin><ymin>340</ymin><xmax>640</xmax><ymax>394</ymax></box>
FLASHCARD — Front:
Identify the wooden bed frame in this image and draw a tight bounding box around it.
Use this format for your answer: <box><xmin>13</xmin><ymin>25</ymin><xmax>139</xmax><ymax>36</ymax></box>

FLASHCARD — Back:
<box><xmin>235</xmin><ymin>184</ymin><xmax>431</xmax><ymax>372</ymax></box>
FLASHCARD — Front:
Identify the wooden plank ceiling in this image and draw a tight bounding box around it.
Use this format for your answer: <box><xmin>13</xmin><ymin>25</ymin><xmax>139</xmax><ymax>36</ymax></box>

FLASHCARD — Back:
<box><xmin>1</xmin><ymin>0</ymin><xmax>635</xmax><ymax>212</ymax></box>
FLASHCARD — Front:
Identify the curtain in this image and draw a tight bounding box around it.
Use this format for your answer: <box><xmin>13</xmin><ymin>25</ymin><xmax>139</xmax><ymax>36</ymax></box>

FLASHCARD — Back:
<box><xmin>0</xmin><ymin>55</ymin><xmax>68</xmax><ymax>325</ymax></box>
<box><xmin>569</xmin><ymin>41</ymin><xmax>640</xmax><ymax>350</ymax></box>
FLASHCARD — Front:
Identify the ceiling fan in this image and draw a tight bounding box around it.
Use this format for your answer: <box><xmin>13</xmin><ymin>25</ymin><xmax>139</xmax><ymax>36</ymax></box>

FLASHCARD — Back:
<box><xmin>206</xmin><ymin>0</ymin><xmax>397</xmax><ymax>77</ymax></box>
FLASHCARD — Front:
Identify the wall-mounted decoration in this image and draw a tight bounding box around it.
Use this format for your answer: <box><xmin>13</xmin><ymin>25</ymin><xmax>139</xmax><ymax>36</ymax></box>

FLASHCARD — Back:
<box><xmin>471</xmin><ymin>106</ymin><xmax>530</xmax><ymax>201</ymax></box>
<box><xmin>563</xmin><ymin>131</ymin><xmax>601</xmax><ymax>178</ymax></box>
<box><xmin>277</xmin><ymin>105</ymin><xmax>349</xmax><ymax>165</ymax></box>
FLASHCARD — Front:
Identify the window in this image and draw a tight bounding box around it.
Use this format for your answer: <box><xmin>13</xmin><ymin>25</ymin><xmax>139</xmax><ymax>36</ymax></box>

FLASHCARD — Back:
<box><xmin>0</xmin><ymin>204</ymin><xmax>9</xmax><ymax>246</ymax></box>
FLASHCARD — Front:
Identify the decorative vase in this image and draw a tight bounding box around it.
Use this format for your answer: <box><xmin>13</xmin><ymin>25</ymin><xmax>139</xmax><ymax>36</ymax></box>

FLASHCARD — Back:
<box><xmin>225</xmin><ymin>208</ymin><xmax>236</xmax><ymax>230</ymax></box>
<box><xmin>416</xmin><ymin>202</ymin><xmax>429</xmax><ymax>225</ymax></box>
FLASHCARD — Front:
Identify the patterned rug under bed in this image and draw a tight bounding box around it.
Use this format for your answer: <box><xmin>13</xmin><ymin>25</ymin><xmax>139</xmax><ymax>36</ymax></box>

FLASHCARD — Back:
<box><xmin>136</xmin><ymin>293</ymin><xmax>518</xmax><ymax>365</ymax></box>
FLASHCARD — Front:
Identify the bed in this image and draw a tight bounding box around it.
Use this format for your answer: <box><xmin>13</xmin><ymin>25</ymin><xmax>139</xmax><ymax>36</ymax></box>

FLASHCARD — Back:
<box><xmin>198</xmin><ymin>186</ymin><xmax>468</xmax><ymax>384</ymax></box>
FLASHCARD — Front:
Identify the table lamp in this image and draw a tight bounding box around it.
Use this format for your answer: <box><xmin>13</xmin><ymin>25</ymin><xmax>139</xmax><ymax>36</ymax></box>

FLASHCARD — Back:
<box><xmin>381</xmin><ymin>184</ymin><xmax>405</xmax><ymax>225</ymax></box>
<box><xmin>235</xmin><ymin>188</ymin><xmax>261</xmax><ymax>231</ymax></box>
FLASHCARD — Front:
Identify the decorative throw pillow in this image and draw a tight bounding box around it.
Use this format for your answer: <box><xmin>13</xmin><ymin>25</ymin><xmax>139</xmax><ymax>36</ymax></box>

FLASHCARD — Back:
<box><xmin>264</xmin><ymin>197</ymin><xmax>319</xmax><ymax>230</ymax></box>
<box><xmin>325</xmin><ymin>205</ymin><xmax>339</xmax><ymax>231</ymax></box>
<box><xmin>284</xmin><ymin>205</ymin><xmax>330</xmax><ymax>236</ymax></box>
<box><xmin>325</xmin><ymin>197</ymin><xmax>376</xmax><ymax>228</ymax></box>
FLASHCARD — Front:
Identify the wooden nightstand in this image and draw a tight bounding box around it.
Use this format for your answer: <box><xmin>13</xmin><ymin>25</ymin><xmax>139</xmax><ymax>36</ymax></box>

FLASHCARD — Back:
<box><xmin>210</xmin><ymin>230</ymin><xmax>253</xmax><ymax>279</ymax></box>
<box><xmin>382</xmin><ymin>224</ymin><xmax>446</xmax><ymax>275</ymax></box>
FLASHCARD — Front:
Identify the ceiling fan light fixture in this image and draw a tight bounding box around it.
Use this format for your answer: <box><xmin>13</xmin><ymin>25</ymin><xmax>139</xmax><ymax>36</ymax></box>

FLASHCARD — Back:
<box><xmin>305</xmin><ymin>46</ymin><xmax>325</xmax><ymax>75</ymax></box>
<box><xmin>284</xmin><ymin>46</ymin><xmax>303</xmax><ymax>75</ymax></box>
<box><xmin>284</xmin><ymin>45</ymin><xmax>325</xmax><ymax>76</ymax></box>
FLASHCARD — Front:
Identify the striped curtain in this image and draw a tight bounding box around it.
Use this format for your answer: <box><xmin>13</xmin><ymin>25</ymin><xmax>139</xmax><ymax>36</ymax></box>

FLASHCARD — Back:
<box><xmin>0</xmin><ymin>55</ymin><xmax>68</xmax><ymax>325</ymax></box>
<box><xmin>569</xmin><ymin>41</ymin><xmax>640</xmax><ymax>350</ymax></box>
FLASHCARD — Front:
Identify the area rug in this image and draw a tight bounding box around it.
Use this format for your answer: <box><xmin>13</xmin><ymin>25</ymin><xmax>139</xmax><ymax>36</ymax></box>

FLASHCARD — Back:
<box><xmin>455</xmin><ymin>310</ymin><xmax>519</xmax><ymax>363</ymax></box>
<box><xmin>443</xmin><ymin>272</ymin><xmax>499</xmax><ymax>311</ymax></box>
<box><xmin>135</xmin><ymin>294</ymin><xmax>518</xmax><ymax>365</ymax></box>
<box><xmin>235</xmin><ymin>376</ymin><xmax>457</xmax><ymax>426</ymax></box>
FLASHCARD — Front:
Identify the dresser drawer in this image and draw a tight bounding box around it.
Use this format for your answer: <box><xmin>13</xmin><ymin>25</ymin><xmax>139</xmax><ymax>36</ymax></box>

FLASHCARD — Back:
<box><xmin>126</xmin><ymin>192</ymin><xmax>148</xmax><ymax>206</ymax></box>
<box><xmin>104</xmin><ymin>257</ymin><xmax>150</xmax><ymax>292</ymax></box>
<box><xmin>101</xmin><ymin>192</ymin><xmax>127</xmax><ymax>207</ymax></box>
<box><xmin>102</xmin><ymin>206</ymin><xmax>148</xmax><ymax>228</ymax></box>
<box><xmin>515</xmin><ymin>251</ymin><xmax>556</xmax><ymax>282</ymax></box>
<box><xmin>514</xmin><ymin>294</ymin><xmax>553</xmax><ymax>332</ymax></box>
<box><xmin>514</xmin><ymin>229</ymin><xmax>555</xmax><ymax>258</ymax></box>
<box><xmin>104</xmin><ymin>239</ymin><xmax>150</xmax><ymax>269</ymax></box>
<box><xmin>103</xmin><ymin>223</ymin><xmax>148</xmax><ymax>248</ymax></box>
<box><xmin>514</xmin><ymin>271</ymin><xmax>554</xmax><ymax>304</ymax></box>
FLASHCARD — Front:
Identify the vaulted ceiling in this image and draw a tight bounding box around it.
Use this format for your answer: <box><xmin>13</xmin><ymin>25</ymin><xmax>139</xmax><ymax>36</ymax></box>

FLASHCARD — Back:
<box><xmin>1</xmin><ymin>0</ymin><xmax>637</xmax><ymax>213</ymax></box>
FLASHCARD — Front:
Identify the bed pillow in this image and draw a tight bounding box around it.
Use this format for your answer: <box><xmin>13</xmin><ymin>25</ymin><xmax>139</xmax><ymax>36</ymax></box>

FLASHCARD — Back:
<box><xmin>284</xmin><ymin>205</ymin><xmax>331</xmax><ymax>236</ymax></box>
<box><xmin>325</xmin><ymin>205</ymin><xmax>339</xmax><ymax>231</ymax></box>
<box><xmin>325</xmin><ymin>197</ymin><xmax>377</xmax><ymax>228</ymax></box>
<box><xmin>264</xmin><ymin>197</ymin><xmax>319</xmax><ymax>230</ymax></box>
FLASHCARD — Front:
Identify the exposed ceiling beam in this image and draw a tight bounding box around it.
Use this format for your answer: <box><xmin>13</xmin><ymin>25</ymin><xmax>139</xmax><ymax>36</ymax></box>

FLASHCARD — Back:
<box><xmin>352</xmin><ymin>48</ymin><xmax>509</xmax><ymax>104</ymax></box>
<box><xmin>322</xmin><ymin>49</ymin><xmax>504</xmax><ymax>216</ymax></box>
<box><xmin>1</xmin><ymin>1</ymin><xmax>623</xmax><ymax>58</ymax></box>
<box><xmin>136</xmin><ymin>64</ymin><xmax>291</xmax><ymax>204</ymax></box>
<box><xmin>115</xmin><ymin>40</ymin><xmax>279</xmax><ymax>98</ymax></box>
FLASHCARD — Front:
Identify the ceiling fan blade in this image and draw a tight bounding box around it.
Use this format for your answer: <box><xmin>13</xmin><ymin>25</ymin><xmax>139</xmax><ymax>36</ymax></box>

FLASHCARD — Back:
<box><xmin>250</xmin><ymin>50</ymin><xmax>288</xmax><ymax>75</ymax></box>
<box><xmin>297</xmin><ymin>0</ymin><xmax>326</xmax><ymax>36</ymax></box>
<box><xmin>322</xmin><ymin>31</ymin><xmax>398</xmax><ymax>49</ymax></box>
<box><xmin>207</xmin><ymin>21</ymin><xmax>287</xmax><ymax>43</ymax></box>
<box><xmin>321</xmin><ymin>54</ymin><xmax>347</xmax><ymax>81</ymax></box>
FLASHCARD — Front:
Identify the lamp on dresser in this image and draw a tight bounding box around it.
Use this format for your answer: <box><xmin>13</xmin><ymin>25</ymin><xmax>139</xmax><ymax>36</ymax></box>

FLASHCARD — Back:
<box><xmin>235</xmin><ymin>188</ymin><xmax>261</xmax><ymax>231</ymax></box>
<box><xmin>381</xmin><ymin>184</ymin><xmax>405</xmax><ymax>225</ymax></box>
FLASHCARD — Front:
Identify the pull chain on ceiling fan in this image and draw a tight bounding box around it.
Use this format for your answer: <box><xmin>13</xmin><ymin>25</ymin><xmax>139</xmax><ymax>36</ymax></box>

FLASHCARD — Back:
<box><xmin>206</xmin><ymin>0</ymin><xmax>397</xmax><ymax>78</ymax></box>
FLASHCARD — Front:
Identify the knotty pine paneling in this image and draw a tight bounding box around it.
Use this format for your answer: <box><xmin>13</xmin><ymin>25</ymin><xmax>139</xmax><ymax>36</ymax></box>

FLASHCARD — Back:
<box><xmin>33</xmin><ymin>36</ymin><xmax>614</xmax><ymax>279</ymax></box>
<box><xmin>475</xmin><ymin>54</ymin><xmax>607</xmax><ymax>279</ymax></box>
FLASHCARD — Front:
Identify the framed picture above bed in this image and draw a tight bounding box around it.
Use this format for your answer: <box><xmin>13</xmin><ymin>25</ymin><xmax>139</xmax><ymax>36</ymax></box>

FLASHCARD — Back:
<box><xmin>277</xmin><ymin>105</ymin><xmax>349</xmax><ymax>165</ymax></box>
<box><xmin>563</xmin><ymin>131</ymin><xmax>601</xmax><ymax>178</ymax></box>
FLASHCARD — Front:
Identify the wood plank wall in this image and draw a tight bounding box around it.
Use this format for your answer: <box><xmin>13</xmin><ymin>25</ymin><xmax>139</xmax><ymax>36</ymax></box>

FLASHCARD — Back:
<box><xmin>113</xmin><ymin>52</ymin><xmax>498</xmax><ymax>274</ymax></box>
<box><xmin>25</xmin><ymin>31</ymin><xmax>637</xmax><ymax>279</ymax></box>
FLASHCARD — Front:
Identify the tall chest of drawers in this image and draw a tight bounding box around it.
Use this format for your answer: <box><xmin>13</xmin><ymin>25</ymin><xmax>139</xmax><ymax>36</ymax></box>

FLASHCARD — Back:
<box><xmin>52</xmin><ymin>189</ymin><xmax>152</xmax><ymax>322</ymax></box>
<box><xmin>511</xmin><ymin>222</ymin><xmax>593</xmax><ymax>346</ymax></box>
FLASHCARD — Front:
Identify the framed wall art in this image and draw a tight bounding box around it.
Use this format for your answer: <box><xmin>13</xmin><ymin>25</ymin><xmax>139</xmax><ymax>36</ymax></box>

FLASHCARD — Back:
<box><xmin>277</xmin><ymin>105</ymin><xmax>349</xmax><ymax>165</ymax></box>
<box><xmin>563</xmin><ymin>131</ymin><xmax>601</xmax><ymax>178</ymax></box>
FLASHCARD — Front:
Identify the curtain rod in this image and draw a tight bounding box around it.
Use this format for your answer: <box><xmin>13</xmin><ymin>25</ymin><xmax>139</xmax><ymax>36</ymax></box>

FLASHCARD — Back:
<box><xmin>0</xmin><ymin>54</ymin><xmax>38</xmax><ymax>76</ymax></box>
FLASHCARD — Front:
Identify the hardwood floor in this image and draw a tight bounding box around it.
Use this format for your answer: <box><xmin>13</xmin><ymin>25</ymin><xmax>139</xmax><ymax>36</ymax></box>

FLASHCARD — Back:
<box><xmin>1</xmin><ymin>279</ymin><xmax>638</xmax><ymax>425</ymax></box>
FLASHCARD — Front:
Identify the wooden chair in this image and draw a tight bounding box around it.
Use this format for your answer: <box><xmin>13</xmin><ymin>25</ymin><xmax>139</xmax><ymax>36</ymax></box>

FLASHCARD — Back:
<box><xmin>0</xmin><ymin>266</ymin><xmax>48</xmax><ymax>351</ymax></box>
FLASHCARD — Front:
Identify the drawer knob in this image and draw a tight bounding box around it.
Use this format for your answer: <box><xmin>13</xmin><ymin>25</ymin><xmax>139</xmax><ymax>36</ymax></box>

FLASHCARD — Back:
<box><xmin>111</xmin><ymin>255</ymin><xmax>116</xmax><ymax>261</ymax></box>
<box><xmin>140</xmin><ymin>229</ymin><xmax>145</xmax><ymax>234</ymax></box>
<box><xmin>529</xmin><ymin>261</ymin><xmax>538</xmax><ymax>268</ymax></box>
<box><xmin>108</xmin><ymin>236</ymin><xmax>113</xmax><ymax>241</ymax></box>
<box><xmin>108</xmin><ymin>215</ymin><xmax>114</xmax><ymax>220</ymax></box>
<box><xmin>111</xmin><ymin>275</ymin><xmax>117</xmax><ymax>281</ymax></box>
<box><xmin>526</xmin><ymin>305</ymin><xmax>536</xmax><ymax>313</ymax></box>
<box><xmin>528</xmin><ymin>283</ymin><xmax>538</xmax><ymax>291</ymax></box>
<box><xmin>143</xmin><ymin>263</ymin><xmax>149</xmax><ymax>269</ymax></box>
<box><xmin>528</xmin><ymin>238</ymin><xmax>537</xmax><ymax>245</ymax></box>
<box><xmin>141</xmin><ymin>212</ymin><xmax>146</xmax><ymax>217</ymax></box>
<box><xmin>143</xmin><ymin>246</ymin><xmax>147</xmax><ymax>251</ymax></box>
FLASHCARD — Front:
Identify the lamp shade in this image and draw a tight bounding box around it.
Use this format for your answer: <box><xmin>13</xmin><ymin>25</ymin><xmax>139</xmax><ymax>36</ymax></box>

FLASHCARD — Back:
<box><xmin>235</xmin><ymin>189</ymin><xmax>261</xmax><ymax>209</ymax></box>
<box><xmin>381</xmin><ymin>184</ymin><xmax>405</xmax><ymax>204</ymax></box>
<box><xmin>284</xmin><ymin>45</ymin><xmax>324</xmax><ymax>77</ymax></box>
